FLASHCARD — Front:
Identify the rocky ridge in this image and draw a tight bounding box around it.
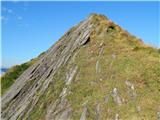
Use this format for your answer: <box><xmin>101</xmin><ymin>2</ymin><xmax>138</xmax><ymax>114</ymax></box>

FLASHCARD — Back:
<box><xmin>1</xmin><ymin>14</ymin><xmax>160</xmax><ymax>120</ymax></box>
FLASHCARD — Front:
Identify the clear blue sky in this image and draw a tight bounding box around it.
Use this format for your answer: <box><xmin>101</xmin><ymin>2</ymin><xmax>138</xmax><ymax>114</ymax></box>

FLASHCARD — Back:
<box><xmin>1</xmin><ymin>1</ymin><xmax>160</xmax><ymax>67</ymax></box>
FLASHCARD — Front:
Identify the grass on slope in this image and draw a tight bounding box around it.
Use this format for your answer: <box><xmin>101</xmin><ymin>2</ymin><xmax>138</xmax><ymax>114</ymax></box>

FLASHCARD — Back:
<box><xmin>68</xmin><ymin>37</ymin><xmax>160</xmax><ymax>119</ymax></box>
<box><xmin>1</xmin><ymin>52</ymin><xmax>45</xmax><ymax>95</ymax></box>
<box><xmin>22</xmin><ymin>66</ymin><xmax>66</xmax><ymax>120</ymax></box>
<box><xmin>67</xmin><ymin>15</ymin><xmax>160</xmax><ymax>119</ymax></box>
<box><xmin>5</xmin><ymin>14</ymin><xmax>160</xmax><ymax>120</ymax></box>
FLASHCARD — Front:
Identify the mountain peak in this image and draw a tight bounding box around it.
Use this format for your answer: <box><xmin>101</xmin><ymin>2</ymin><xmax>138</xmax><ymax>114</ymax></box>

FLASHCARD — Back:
<box><xmin>88</xmin><ymin>13</ymin><xmax>108</xmax><ymax>20</ymax></box>
<box><xmin>86</xmin><ymin>13</ymin><xmax>120</xmax><ymax>34</ymax></box>
<box><xmin>1</xmin><ymin>14</ymin><xmax>160</xmax><ymax>120</ymax></box>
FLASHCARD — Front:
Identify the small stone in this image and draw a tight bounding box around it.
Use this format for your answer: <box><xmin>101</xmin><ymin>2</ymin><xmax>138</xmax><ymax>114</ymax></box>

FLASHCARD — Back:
<box><xmin>122</xmin><ymin>98</ymin><xmax>125</xmax><ymax>103</ymax></box>
<box><xmin>91</xmin><ymin>50</ymin><xmax>93</xmax><ymax>53</ymax></box>
<box><xmin>115</xmin><ymin>113</ymin><xmax>119</xmax><ymax>120</ymax></box>
<box><xmin>96</xmin><ymin>60</ymin><xmax>100</xmax><ymax>73</ymax></box>
<box><xmin>125</xmin><ymin>80</ymin><xmax>137</xmax><ymax>99</ymax></box>
<box><xmin>125</xmin><ymin>80</ymin><xmax>135</xmax><ymax>90</ymax></box>
<box><xmin>136</xmin><ymin>106</ymin><xmax>141</xmax><ymax>112</ymax></box>
<box><xmin>111</xmin><ymin>88</ymin><xmax>122</xmax><ymax>106</ymax></box>
<box><xmin>100</xmin><ymin>42</ymin><xmax>104</xmax><ymax>47</ymax></box>
<box><xmin>131</xmin><ymin>85</ymin><xmax>134</xmax><ymax>90</ymax></box>
<box><xmin>112</xmin><ymin>53</ymin><xmax>116</xmax><ymax>59</ymax></box>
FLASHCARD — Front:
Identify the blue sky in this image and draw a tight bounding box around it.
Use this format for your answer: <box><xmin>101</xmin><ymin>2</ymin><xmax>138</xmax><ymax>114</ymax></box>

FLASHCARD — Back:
<box><xmin>1</xmin><ymin>1</ymin><xmax>160</xmax><ymax>67</ymax></box>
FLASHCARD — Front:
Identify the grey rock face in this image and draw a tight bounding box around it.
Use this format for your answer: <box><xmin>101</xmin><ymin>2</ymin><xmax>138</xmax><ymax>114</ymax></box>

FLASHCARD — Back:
<box><xmin>2</xmin><ymin>13</ymin><xmax>157</xmax><ymax>120</ymax></box>
<box><xmin>66</xmin><ymin>66</ymin><xmax>78</xmax><ymax>85</ymax></box>
<box><xmin>1</xmin><ymin>15</ymin><xmax>94</xmax><ymax>120</ymax></box>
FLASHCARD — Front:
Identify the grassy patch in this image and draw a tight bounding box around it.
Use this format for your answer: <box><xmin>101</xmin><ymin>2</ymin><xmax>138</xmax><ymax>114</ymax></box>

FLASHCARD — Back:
<box><xmin>1</xmin><ymin>52</ymin><xmax>45</xmax><ymax>95</ymax></box>
<box><xmin>66</xmin><ymin>22</ymin><xmax>160</xmax><ymax>119</ymax></box>
<box><xmin>1</xmin><ymin>63</ymin><xmax>31</xmax><ymax>95</ymax></box>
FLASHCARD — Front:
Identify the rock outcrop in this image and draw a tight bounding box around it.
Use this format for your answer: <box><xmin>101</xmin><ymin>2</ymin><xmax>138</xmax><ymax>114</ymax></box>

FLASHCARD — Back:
<box><xmin>1</xmin><ymin>14</ymin><xmax>160</xmax><ymax>120</ymax></box>
<box><xmin>2</xmin><ymin>14</ymin><xmax>94</xmax><ymax>120</ymax></box>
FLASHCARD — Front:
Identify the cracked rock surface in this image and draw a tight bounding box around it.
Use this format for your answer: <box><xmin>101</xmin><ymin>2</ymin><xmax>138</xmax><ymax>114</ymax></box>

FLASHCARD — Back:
<box><xmin>2</xmin><ymin>14</ymin><xmax>94</xmax><ymax>120</ymax></box>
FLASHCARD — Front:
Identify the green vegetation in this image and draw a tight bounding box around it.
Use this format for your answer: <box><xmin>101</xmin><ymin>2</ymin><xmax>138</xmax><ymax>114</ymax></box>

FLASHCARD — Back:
<box><xmin>66</xmin><ymin>16</ymin><xmax>160</xmax><ymax>119</ymax></box>
<box><xmin>2</xmin><ymin>14</ymin><xmax>160</xmax><ymax>120</ymax></box>
<box><xmin>1</xmin><ymin>52</ymin><xmax>45</xmax><ymax>95</ymax></box>
<box><xmin>22</xmin><ymin>15</ymin><xmax>159</xmax><ymax>119</ymax></box>
<box><xmin>1</xmin><ymin>62</ymin><xmax>31</xmax><ymax>95</ymax></box>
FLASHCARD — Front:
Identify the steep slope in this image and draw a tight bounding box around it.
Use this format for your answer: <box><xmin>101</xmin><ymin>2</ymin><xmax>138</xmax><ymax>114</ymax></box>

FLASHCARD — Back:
<box><xmin>1</xmin><ymin>14</ymin><xmax>160</xmax><ymax>120</ymax></box>
<box><xmin>1</xmin><ymin>52</ymin><xmax>45</xmax><ymax>95</ymax></box>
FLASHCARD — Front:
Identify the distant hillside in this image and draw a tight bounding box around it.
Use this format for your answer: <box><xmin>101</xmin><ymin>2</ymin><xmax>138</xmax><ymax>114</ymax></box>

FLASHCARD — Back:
<box><xmin>1</xmin><ymin>14</ymin><xmax>160</xmax><ymax>120</ymax></box>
